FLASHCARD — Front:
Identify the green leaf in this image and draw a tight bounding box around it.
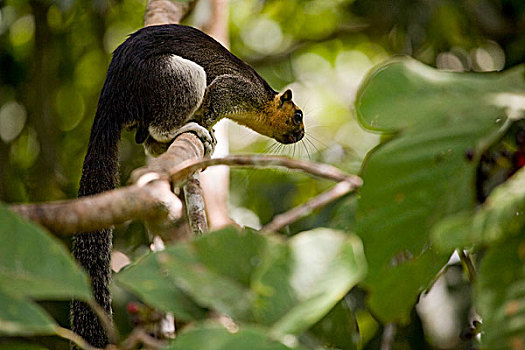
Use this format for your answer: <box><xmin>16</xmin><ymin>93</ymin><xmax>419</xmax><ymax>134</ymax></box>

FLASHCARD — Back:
<box><xmin>254</xmin><ymin>229</ymin><xmax>367</xmax><ymax>338</ymax></box>
<box><xmin>0</xmin><ymin>204</ymin><xmax>91</xmax><ymax>301</ymax></box>
<box><xmin>117</xmin><ymin>227</ymin><xmax>267</xmax><ymax>320</ymax></box>
<box><xmin>433</xmin><ymin>166</ymin><xmax>525</xmax><ymax>251</ymax></box>
<box><xmin>475</xmin><ymin>233</ymin><xmax>525</xmax><ymax>349</ymax></box>
<box><xmin>304</xmin><ymin>298</ymin><xmax>360</xmax><ymax>350</ymax></box>
<box><xmin>162</xmin><ymin>323</ymin><xmax>300</xmax><ymax>350</ymax></box>
<box><xmin>118</xmin><ymin>227</ymin><xmax>366</xmax><ymax>336</ymax></box>
<box><xmin>115</xmin><ymin>251</ymin><xmax>207</xmax><ymax>321</ymax></box>
<box><xmin>159</xmin><ymin>244</ymin><xmax>254</xmax><ymax>319</ymax></box>
<box><xmin>356</xmin><ymin>58</ymin><xmax>525</xmax><ymax>132</ymax></box>
<box><xmin>192</xmin><ymin>227</ymin><xmax>268</xmax><ymax>287</ymax></box>
<box><xmin>355</xmin><ymin>58</ymin><xmax>524</xmax><ymax>322</ymax></box>
<box><xmin>0</xmin><ymin>288</ymin><xmax>57</xmax><ymax>336</ymax></box>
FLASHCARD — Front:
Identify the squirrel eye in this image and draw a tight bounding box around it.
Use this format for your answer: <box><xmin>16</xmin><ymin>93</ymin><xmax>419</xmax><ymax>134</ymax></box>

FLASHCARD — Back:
<box><xmin>293</xmin><ymin>110</ymin><xmax>303</xmax><ymax>124</ymax></box>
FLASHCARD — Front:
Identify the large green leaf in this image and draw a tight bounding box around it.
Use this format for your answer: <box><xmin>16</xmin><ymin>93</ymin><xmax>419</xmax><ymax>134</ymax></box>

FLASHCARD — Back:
<box><xmin>117</xmin><ymin>227</ymin><xmax>366</xmax><ymax>337</ymax></box>
<box><xmin>116</xmin><ymin>227</ymin><xmax>267</xmax><ymax>320</ymax></box>
<box><xmin>433</xmin><ymin>166</ymin><xmax>525</xmax><ymax>251</ymax></box>
<box><xmin>475</xmin><ymin>233</ymin><xmax>525</xmax><ymax>349</ymax></box>
<box><xmin>159</xmin><ymin>244</ymin><xmax>255</xmax><ymax>320</ymax></box>
<box><xmin>356</xmin><ymin>58</ymin><xmax>525</xmax><ymax>132</ymax></box>
<box><xmin>355</xmin><ymin>59</ymin><xmax>525</xmax><ymax>322</ymax></box>
<box><xmin>115</xmin><ymin>251</ymin><xmax>207</xmax><ymax>321</ymax></box>
<box><xmin>0</xmin><ymin>204</ymin><xmax>91</xmax><ymax>301</ymax></box>
<box><xmin>254</xmin><ymin>228</ymin><xmax>367</xmax><ymax>338</ymax></box>
<box><xmin>162</xmin><ymin>323</ymin><xmax>302</xmax><ymax>350</ymax></box>
<box><xmin>191</xmin><ymin>227</ymin><xmax>269</xmax><ymax>286</ymax></box>
<box><xmin>0</xmin><ymin>288</ymin><xmax>57</xmax><ymax>336</ymax></box>
<box><xmin>303</xmin><ymin>298</ymin><xmax>360</xmax><ymax>350</ymax></box>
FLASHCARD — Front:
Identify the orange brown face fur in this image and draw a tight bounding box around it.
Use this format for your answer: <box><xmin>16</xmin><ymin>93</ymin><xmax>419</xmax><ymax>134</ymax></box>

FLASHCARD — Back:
<box><xmin>231</xmin><ymin>89</ymin><xmax>305</xmax><ymax>144</ymax></box>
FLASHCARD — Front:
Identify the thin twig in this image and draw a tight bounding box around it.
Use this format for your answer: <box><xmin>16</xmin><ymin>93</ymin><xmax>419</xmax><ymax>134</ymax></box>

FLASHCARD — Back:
<box><xmin>167</xmin><ymin>155</ymin><xmax>363</xmax><ymax>186</ymax></box>
<box><xmin>183</xmin><ymin>173</ymin><xmax>208</xmax><ymax>236</ymax></box>
<box><xmin>261</xmin><ymin>180</ymin><xmax>355</xmax><ymax>233</ymax></box>
<box><xmin>458</xmin><ymin>249</ymin><xmax>476</xmax><ymax>282</ymax></box>
<box><xmin>54</xmin><ymin>326</ymin><xmax>101</xmax><ymax>350</ymax></box>
<box><xmin>87</xmin><ymin>300</ymin><xmax>119</xmax><ymax>345</ymax></box>
<box><xmin>381</xmin><ymin>323</ymin><xmax>396</xmax><ymax>350</ymax></box>
<box><xmin>120</xmin><ymin>327</ymin><xmax>166</xmax><ymax>350</ymax></box>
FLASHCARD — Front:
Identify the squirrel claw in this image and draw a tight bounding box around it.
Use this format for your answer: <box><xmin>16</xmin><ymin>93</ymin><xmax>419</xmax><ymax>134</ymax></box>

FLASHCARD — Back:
<box><xmin>173</xmin><ymin>122</ymin><xmax>216</xmax><ymax>156</ymax></box>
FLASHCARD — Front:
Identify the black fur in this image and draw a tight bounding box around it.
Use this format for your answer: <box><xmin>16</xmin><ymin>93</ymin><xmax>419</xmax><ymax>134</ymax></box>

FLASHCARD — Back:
<box><xmin>71</xmin><ymin>24</ymin><xmax>280</xmax><ymax>347</ymax></box>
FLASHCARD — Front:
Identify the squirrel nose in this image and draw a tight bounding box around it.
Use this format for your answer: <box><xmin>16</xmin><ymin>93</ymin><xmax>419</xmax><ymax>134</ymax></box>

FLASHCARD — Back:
<box><xmin>288</xmin><ymin>129</ymin><xmax>304</xmax><ymax>143</ymax></box>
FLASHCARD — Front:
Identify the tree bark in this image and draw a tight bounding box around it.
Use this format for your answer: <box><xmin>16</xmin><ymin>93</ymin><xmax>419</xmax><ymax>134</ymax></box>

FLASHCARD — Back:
<box><xmin>199</xmin><ymin>0</ymin><xmax>234</xmax><ymax>230</ymax></box>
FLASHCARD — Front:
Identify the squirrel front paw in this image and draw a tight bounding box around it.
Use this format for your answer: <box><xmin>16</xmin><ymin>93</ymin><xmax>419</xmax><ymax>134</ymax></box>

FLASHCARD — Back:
<box><xmin>173</xmin><ymin>122</ymin><xmax>216</xmax><ymax>156</ymax></box>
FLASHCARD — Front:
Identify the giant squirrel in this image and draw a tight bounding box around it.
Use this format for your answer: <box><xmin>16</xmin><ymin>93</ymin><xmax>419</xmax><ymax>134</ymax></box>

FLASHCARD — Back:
<box><xmin>72</xmin><ymin>24</ymin><xmax>304</xmax><ymax>347</ymax></box>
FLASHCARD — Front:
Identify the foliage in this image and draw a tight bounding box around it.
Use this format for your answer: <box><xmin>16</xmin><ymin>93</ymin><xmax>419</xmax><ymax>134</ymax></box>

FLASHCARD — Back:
<box><xmin>354</xmin><ymin>58</ymin><xmax>525</xmax><ymax>347</ymax></box>
<box><xmin>0</xmin><ymin>203</ymin><xmax>91</xmax><ymax>336</ymax></box>
<box><xmin>0</xmin><ymin>211</ymin><xmax>366</xmax><ymax>349</ymax></box>
<box><xmin>2</xmin><ymin>0</ymin><xmax>525</xmax><ymax>349</ymax></box>
<box><xmin>355</xmin><ymin>58</ymin><xmax>524</xmax><ymax>322</ymax></box>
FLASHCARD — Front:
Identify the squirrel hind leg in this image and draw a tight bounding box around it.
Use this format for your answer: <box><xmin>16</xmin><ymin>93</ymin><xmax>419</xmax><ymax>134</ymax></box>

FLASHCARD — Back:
<box><xmin>148</xmin><ymin>55</ymin><xmax>207</xmax><ymax>143</ymax></box>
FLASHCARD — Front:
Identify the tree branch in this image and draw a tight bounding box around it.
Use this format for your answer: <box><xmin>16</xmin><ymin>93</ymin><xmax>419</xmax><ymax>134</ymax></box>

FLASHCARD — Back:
<box><xmin>183</xmin><ymin>173</ymin><xmax>208</xmax><ymax>236</ymax></box>
<box><xmin>144</xmin><ymin>0</ymin><xmax>196</xmax><ymax>27</ymax></box>
<box><xmin>381</xmin><ymin>323</ymin><xmax>396</xmax><ymax>350</ymax></box>
<box><xmin>199</xmin><ymin>0</ymin><xmax>234</xmax><ymax>230</ymax></box>
<box><xmin>8</xmin><ymin>133</ymin><xmax>207</xmax><ymax>235</ymax></box>
<box><xmin>165</xmin><ymin>155</ymin><xmax>362</xmax><ymax>185</ymax></box>
<box><xmin>120</xmin><ymin>327</ymin><xmax>166</xmax><ymax>350</ymax></box>
<box><xmin>10</xmin><ymin>139</ymin><xmax>362</xmax><ymax>236</ymax></box>
<box><xmin>261</xmin><ymin>180</ymin><xmax>356</xmax><ymax>233</ymax></box>
<box><xmin>144</xmin><ymin>0</ymin><xmax>207</xmax><ymax>238</ymax></box>
<box><xmin>9</xmin><ymin>179</ymin><xmax>181</xmax><ymax>235</ymax></box>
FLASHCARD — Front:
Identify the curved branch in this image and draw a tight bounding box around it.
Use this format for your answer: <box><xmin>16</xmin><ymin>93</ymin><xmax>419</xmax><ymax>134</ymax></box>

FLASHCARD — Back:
<box><xmin>167</xmin><ymin>155</ymin><xmax>362</xmax><ymax>186</ymax></box>
<box><xmin>10</xmin><ymin>180</ymin><xmax>182</xmax><ymax>235</ymax></box>
<box><xmin>9</xmin><ymin>132</ymin><xmax>362</xmax><ymax>236</ymax></box>
<box><xmin>9</xmin><ymin>133</ymin><xmax>206</xmax><ymax>235</ymax></box>
<box><xmin>261</xmin><ymin>180</ymin><xmax>356</xmax><ymax>233</ymax></box>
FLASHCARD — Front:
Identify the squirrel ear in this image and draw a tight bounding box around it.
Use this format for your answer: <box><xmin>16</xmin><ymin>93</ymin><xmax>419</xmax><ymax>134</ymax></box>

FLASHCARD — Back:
<box><xmin>280</xmin><ymin>89</ymin><xmax>293</xmax><ymax>103</ymax></box>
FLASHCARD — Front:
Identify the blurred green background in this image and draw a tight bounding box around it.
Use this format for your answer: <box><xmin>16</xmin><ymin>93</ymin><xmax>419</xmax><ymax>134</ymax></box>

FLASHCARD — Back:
<box><xmin>1</xmin><ymin>0</ymin><xmax>524</xmax><ymax>348</ymax></box>
<box><xmin>1</xmin><ymin>0</ymin><xmax>523</xmax><ymax>205</ymax></box>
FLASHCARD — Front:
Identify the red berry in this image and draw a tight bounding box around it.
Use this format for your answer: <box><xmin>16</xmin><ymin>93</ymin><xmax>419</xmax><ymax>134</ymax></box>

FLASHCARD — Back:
<box><xmin>126</xmin><ymin>302</ymin><xmax>140</xmax><ymax>314</ymax></box>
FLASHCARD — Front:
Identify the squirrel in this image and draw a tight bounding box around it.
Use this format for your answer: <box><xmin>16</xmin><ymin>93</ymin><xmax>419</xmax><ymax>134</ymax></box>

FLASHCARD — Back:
<box><xmin>71</xmin><ymin>23</ymin><xmax>304</xmax><ymax>347</ymax></box>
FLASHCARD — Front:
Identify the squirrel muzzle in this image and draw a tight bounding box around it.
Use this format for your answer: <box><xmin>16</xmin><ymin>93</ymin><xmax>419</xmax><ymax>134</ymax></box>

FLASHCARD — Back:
<box><xmin>265</xmin><ymin>89</ymin><xmax>305</xmax><ymax>144</ymax></box>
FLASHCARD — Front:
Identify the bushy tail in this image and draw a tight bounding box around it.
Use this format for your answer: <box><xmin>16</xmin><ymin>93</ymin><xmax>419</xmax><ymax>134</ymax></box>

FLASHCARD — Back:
<box><xmin>71</xmin><ymin>114</ymin><xmax>121</xmax><ymax>348</ymax></box>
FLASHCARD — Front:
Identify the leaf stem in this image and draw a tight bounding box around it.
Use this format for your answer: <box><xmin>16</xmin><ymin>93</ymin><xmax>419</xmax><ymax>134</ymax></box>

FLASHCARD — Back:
<box><xmin>120</xmin><ymin>327</ymin><xmax>166</xmax><ymax>350</ymax></box>
<box><xmin>55</xmin><ymin>326</ymin><xmax>101</xmax><ymax>350</ymax></box>
<box><xmin>458</xmin><ymin>249</ymin><xmax>476</xmax><ymax>282</ymax></box>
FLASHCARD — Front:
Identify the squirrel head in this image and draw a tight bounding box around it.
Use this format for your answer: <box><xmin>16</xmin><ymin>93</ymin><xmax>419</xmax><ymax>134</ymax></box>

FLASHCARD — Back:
<box><xmin>223</xmin><ymin>88</ymin><xmax>304</xmax><ymax>144</ymax></box>
<box><xmin>260</xmin><ymin>89</ymin><xmax>305</xmax><ymax>144</ymax></box>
